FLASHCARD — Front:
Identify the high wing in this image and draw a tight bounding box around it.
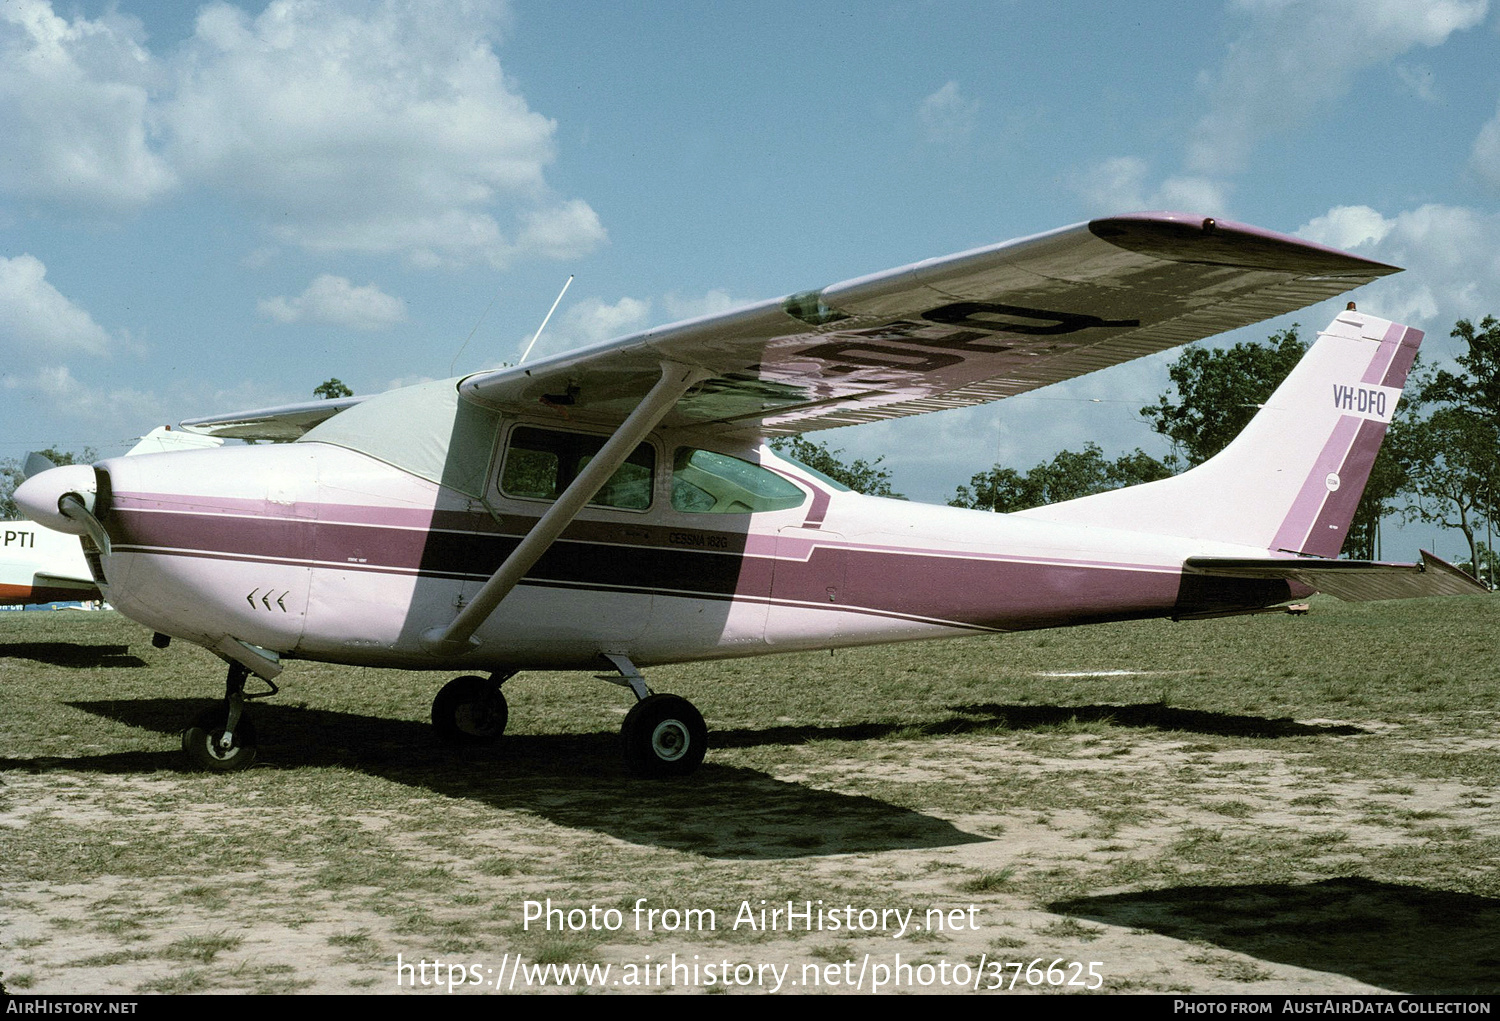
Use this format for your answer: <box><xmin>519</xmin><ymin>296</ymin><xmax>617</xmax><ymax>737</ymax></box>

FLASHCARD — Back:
<box><xmin>458</xmin><ymin>212</ymin><xmax>1398</xmax><ymax>436</ymax></box>
<box><xmin>174</xmin><ymin>212</ymin><xmax>1396</xmax><ymax>442</ymax></box>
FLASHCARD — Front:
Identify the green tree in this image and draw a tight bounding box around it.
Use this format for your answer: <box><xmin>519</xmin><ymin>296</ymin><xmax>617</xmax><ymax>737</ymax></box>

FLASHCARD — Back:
<box><xmin>1390</xmin><ymin>406</ymin><xmax>1499</xmax><ymax>572</ymax></box>
<box><xmin>1399</xmin><ymin>316</ymin><xmax>1500</xmax><ymax>575</ymax></box>
<box><xmin>1</xmin><ymin>446</ymin><xmax>97</xmax><ymax>520</ymax></box>
<box><xmin>314</xmin><ymin>378</ymin><xmax>354</xmax><ymax>399</ymax></box>
<box><xmin>1418</xmin><ymin>316</ymin><xmax>1500</xmax><ymax>422</ymax></box>
<box><xmin>950</xmin><ymin>443</ymin><xmax>1172</xmax><ymax>512</ymax></box>
<box><xmin>769</xmin><ymin>436</ymin><xmax>902</xmax><ymax>497</ymax></box>
<box><xmin>1141</xmin><ymin>326</ymin><xmax>1307</xmax><ymax>466</ymax></box>
<box><xmin>313</xmin><ymin>376</ymin><xmax>354</xmax><ymax>395</ymax></box>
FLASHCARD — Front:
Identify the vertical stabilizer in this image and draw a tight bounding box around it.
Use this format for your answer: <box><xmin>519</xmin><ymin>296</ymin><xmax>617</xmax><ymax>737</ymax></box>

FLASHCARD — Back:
<box><xmin>1017</xmin><ymin>310</ymin><xmax>1422</xmax><ymax>556</ymax></box>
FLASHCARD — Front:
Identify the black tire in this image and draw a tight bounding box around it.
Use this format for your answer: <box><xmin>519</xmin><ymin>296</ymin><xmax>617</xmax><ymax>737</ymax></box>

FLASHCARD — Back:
<box><xmin>432</xmin><ymin>675</ymin><xmax>508</xmax><ymax>743</ymax></box>
<box><xmin>621</xmin><ymin>694</ymin><xmax>707</xmax><ymax>777</ymax></box>
<box><xmin>182</xmin><ymin>706</ymin><xmax>258</xmax><ymax>772</ymax></box>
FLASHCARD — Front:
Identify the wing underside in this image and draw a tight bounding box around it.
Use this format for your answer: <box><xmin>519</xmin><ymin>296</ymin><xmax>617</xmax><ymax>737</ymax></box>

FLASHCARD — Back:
<box><xmin>459</xmin><ymin>212</ymin><xmax>1399</xmax><ymax>437</ymax></box>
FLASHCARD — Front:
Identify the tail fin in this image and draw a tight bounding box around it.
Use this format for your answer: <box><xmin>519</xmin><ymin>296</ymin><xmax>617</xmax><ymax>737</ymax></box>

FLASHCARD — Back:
<box><xmin>124</xmin><ymin>426</ymin><xmax>224</xmax><ymax>457</ymax></box>
<box><xmin>1017</xmin><ymin>309</ymin><xmax>1422</xmax><ymax>556</ymax></box>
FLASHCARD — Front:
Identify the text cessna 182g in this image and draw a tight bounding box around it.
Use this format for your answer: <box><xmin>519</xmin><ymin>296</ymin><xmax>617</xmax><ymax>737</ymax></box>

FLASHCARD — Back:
<box><xmin>16</xmin><ymin>212</ymin><xmax>1486</xmax><ymax>776</ymax></box>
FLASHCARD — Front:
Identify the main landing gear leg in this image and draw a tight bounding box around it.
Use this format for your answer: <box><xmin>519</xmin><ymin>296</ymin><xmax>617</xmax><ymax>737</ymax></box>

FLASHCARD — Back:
<box><xmin>182</xmin><ymin>662</ymin><xmax>261</xmax><ymax>772</ymax></box>
<box><xmin>600</xmin><ymin>654</ymin><xmax>707</xmax><ymax>778</ymax></box>
<box><xmin>432</xmin><ymin>672</ymin><xmax>514</xmax><ymax>744</ymax></box>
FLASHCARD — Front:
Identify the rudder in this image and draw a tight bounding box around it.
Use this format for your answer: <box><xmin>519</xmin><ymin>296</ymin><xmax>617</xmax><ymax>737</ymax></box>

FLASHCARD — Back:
<box><xmin>1016</xmin><ymin>309</ymin><xmax>1423</xmax><ymax>556</ymax></box>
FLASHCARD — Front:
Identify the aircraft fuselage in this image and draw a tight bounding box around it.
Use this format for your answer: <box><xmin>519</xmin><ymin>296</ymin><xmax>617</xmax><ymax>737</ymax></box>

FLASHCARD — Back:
<box><xmin>87</xmin><ymin>433</ymin><xmax>1286</xmax><ymax>672</ymax></box>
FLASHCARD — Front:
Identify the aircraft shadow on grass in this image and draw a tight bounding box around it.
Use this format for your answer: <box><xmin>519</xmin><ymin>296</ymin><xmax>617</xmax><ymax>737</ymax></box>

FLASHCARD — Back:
<box><xmin>12</xmin><ymin>696</ymin><xmax>1360</xmax><ymax>857</ymax></box>
<box><xmin>1051</xmin><ymin>878</ymin><xmax>1500</xmax><ymax>994</ymax></box>
<box><xmin>18</xmin><ymin>698</ymin><xmax>989</xmax><ymax>861</ymax></box>
<box><xmin>0</xmin><ymin>642</ymin><xmax>146</xmax><ymax>668</ymax></box>
<box><xmin>944</xmin><ymin>702</ymin><xmax>1365</xmax><ymax>739</ymax></box>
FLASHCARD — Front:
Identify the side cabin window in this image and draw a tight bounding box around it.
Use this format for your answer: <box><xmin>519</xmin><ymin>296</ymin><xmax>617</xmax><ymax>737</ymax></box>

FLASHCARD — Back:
<box><xmin>671</xmin><ymin>448</ymin><xmax>806</xmax><ymax>514</ymax></box>
<box><xmin>501</xmin><ymin>426</ymin><xmax>655</xmax><ymax>511</ymax></box>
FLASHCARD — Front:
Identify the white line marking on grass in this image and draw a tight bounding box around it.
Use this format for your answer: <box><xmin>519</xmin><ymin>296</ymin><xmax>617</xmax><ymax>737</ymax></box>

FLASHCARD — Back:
<box><xmin>1035</xmin><ymin>670</ymin><xmax>1187</xmax><ymax>677</ymax></box>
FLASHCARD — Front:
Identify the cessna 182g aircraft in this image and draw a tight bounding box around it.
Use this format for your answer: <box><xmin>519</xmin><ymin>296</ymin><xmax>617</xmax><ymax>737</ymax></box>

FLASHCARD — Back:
<box><xmin>15</xmin><ymin>212</ymin><xmax>1486</xmax><ymax>776</ymax></box>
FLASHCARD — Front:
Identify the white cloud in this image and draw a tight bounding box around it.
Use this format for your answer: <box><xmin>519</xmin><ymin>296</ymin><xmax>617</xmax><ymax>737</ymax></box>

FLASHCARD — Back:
<box><xmin>1188</xmin><ymin>0</ymin><xmax>1487</xmax><ymax>174</ymax></box>
<box><xmin>1076</xmin><ymin>157</ymin><xmax>1230</xmax><ymax>216</ymax></box>
<box><xmin>1396</xmin><ymin>62</ymin><xmax>1439</xmax><ymax>102</ymax></box>
<box><xmin>1153</xmin><ymin>176</ymin><xmax>1231</xmax><ymax>216</ymax></box>
<box><xmin>162</xmin><ymin>0</ymin><xmax>601</xmax><ymax>266</ymax></box>
<box><xmin>0</xmin><ymin>0</ymin><xmax>176</xmax><ymax>210</ymax></box>
<box><xmin>917</xmin><ymin>81</ymin><xmax>978</xmax><ymax>144</ymax></box>
<box><xmin>1472</xmin><ymin>98</ymin><xmax>1500</xmax><ymax>190</ymax></box>
<box><xmin>0</xmin><ymin>254</ymin><xmax>113</xmax><ymax>355</ymax></box>
<box><xmin>515</xmin><ymin>294</ymin><xmax>652</xmax><ymax>363</ymax></box>
<box><xmin>258</xmin><ymin>274</ymin><xmax>408</xmax><ymax>331</ymax></box>
<box><xmin>1297</xmin><ymin>204</ymin><xmax>1394</xmax><ymax>250</ymax></box>
<box><xmin>1</xmin><ymin>364</ymin><xmax>79</xmax><ymax>397</ymax></box>
<box><xmin>0</xmin><ymin>0</ymin><xmax>604</xmax><ymax>267</ymax></box>
<box><xmin>0</xmin><ymin>364</ymin><xmax>168</xmax><ymax>433</ymax></box>
<box><xmin>1297</xmin><ymin>203</ymin><xmax>1500</xmax><ymax>330</ymax></box>
<box><xmin>663</xmin><ymin>289</ymin><xmax>739</xmax><ymax>321</ymax></box>
<box><xmin>515</xmin><ymin>200</ymin><xmax>608</xmax><ymax>262</ymax></box>
<box><xmin>1076</xmin><ymin>156</ymin><xmax>1150</xmax><ymax>211</ymax></box>
<box><xmin>562</xmin><ymin>296</ymin><xmax>652</xmax><ymax>345</ymax></box>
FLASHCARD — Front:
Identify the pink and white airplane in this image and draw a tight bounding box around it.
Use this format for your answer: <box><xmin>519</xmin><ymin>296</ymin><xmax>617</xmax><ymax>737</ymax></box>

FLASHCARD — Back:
<box><xmin>15</xmin><ymin>213</ymin><xmax>1485</xmax><ymax>775</ymax></box>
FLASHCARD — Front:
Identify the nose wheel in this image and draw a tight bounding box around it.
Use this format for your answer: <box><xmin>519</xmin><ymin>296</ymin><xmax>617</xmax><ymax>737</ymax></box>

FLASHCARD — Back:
<box><xmin>182</xmin><ymin>707</ymin><xmax>258</xmax><ymax>772</ymax></box>
<box><xmin>182</xmin><ymin>662</ymin><xmax>266</xmax><ymax>772</ymax></box>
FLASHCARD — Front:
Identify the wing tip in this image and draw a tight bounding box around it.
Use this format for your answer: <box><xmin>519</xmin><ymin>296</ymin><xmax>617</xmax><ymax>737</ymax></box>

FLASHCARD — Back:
<box><xmin>1088</xmin><ymin>211</ymin><xmax>1402</xmax><ymax>278</ymax></box>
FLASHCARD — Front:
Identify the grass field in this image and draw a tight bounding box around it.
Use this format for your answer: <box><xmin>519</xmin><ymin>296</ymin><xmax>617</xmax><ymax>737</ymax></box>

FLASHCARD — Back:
<box><xmin>2</xmin><ymin>597</ymin><xmax>1497</xmax><ymax>995</ymax></box>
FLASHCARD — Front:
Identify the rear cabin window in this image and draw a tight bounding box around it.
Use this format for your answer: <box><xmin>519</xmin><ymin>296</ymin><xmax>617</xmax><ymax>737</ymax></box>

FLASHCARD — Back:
<box><xmin>671</xmin><ymin>448</ymin><xmax>807</xmax><ymax>514</ymax></box>
<box><xmin>501</xmin><ymin>427</ymin><xmax>655</xmax><ymax>510</ymax></box>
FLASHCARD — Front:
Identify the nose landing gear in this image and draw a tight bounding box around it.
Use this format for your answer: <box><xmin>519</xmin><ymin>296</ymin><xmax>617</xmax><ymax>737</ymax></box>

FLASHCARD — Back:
<box><xmin>182</xmin><ymin>662</ymin><xmax>273</xmax><ymax>772</ymax></box>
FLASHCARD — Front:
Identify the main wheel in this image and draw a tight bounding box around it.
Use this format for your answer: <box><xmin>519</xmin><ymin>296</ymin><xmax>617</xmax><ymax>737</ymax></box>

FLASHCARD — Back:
<box><xmin>432</xmin><ymin>675</ymin><xmax>508</xmax><ymax>743</ymax></box>
<box><xmin>182</xmin><ymin>706</ymin><xmax>258</xmax><ymax>772</ymax></box>
<box><xmin>621</xmin><ymin>694</ymin><xmax>707</xmax><ymax>777</ymax></box>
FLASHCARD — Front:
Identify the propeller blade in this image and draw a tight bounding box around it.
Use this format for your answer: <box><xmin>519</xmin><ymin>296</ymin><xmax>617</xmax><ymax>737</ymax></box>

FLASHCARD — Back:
<box><xmin>22</xmin><ymin>451</ymin><xmax>58</xmax><ymax>481</ymax></box>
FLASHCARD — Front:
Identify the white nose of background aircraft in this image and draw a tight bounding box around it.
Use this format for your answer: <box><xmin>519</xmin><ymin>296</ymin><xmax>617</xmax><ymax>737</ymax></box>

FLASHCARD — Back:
<box><xmin>3</xmin><ymin>427</ymin><xmax>222</xmax><ymax>606</ymax></box>
<box><xmin>14</xmin><ymin>212</ymin><xmax>1486</xmax><ymax>777</ymax></box>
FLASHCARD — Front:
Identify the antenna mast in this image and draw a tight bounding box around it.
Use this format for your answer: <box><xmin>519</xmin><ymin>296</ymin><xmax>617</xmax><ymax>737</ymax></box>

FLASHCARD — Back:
<box><xmin>520</xmin><ymin>275</ymin><xmax>574</xmax><ymax>365</ymax></box>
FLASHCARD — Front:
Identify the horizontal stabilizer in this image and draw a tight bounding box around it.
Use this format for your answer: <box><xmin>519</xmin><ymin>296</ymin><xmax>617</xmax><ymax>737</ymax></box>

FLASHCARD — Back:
<box><xmin>181</xmin><ymin>395</ymin><xmax>366</xmax><ymax>441</ymax></box>
<box><xmin>124</xmin><ymin>426</ymin><xmax>224</xmax><ymax>456</ymax></box>
<box><xmin>1183</xmin><ymin>551</ymin><xmax>1488</xmax><ymax>602</ymax></box>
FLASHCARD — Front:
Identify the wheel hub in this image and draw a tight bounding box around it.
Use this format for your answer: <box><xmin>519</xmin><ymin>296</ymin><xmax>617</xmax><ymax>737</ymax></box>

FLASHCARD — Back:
<box><xmin>650</xmin><ymin>720</ymin><xmax>689</xmax><ymax>761</ymax></box>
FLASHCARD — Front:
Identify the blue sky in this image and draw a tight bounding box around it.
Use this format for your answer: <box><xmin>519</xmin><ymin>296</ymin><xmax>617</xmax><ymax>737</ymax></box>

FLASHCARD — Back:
<box><xmin>3</xmin><ymin>0</ymin><xmax>1499</xmax><ymax>559</ymax></box>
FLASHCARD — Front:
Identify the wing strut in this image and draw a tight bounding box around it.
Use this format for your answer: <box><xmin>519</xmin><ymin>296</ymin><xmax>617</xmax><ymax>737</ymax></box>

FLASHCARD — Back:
<box><xmin>422</xmin><ymin>361</ymin><xmax>710</xmax><ymax>655</ymax></box>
